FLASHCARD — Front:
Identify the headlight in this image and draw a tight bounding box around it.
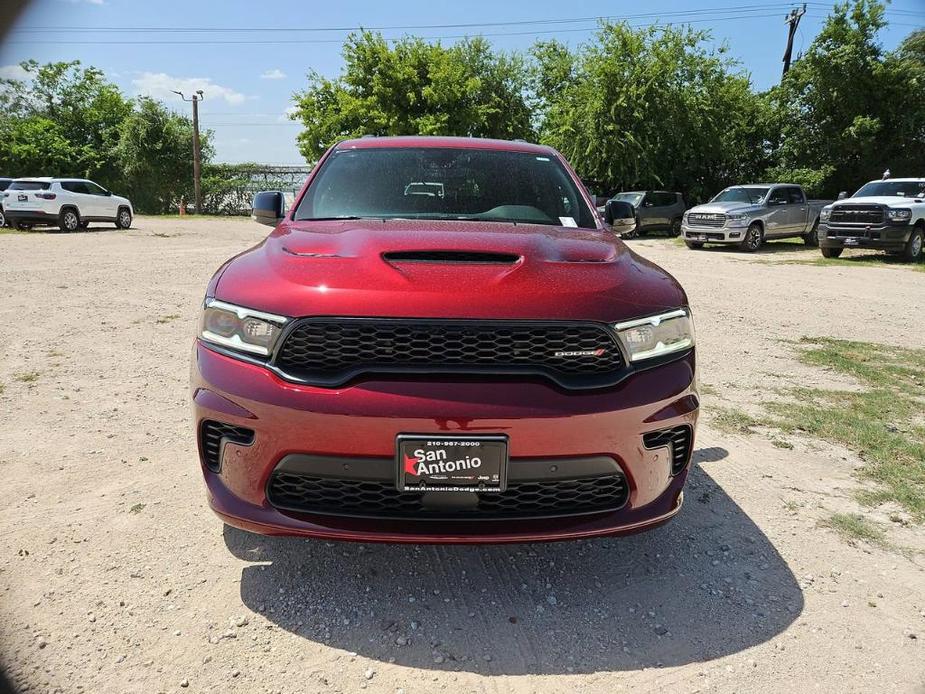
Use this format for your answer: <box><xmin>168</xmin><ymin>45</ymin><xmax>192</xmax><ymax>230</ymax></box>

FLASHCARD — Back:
<box><xmin>199</xmin><ymin>299</ymin><xmax>289</xmax><ymax>356</ymax></box>
<box><xmin>887</xmin><ymin>208</ymin><xmax>911</xmax><ymax>221</ymax></box>
<box><xmin>726</xmin><ymin>212</ymin><xmax>750</xmax><ymax>227</ymax></box>
<box><xmin>819</xmin><ymin>208</ymin><xmax>831</xmax><ymax>222</ymax></box>
<box><xmin>682</xmin><ymin>211</ymin><xmax>689</xmax><ymax>223</ymax></box>
<box><xmin>614</xmin><ymin>308</ymin><xmax>694</xmax><ymax>362</ymax></box>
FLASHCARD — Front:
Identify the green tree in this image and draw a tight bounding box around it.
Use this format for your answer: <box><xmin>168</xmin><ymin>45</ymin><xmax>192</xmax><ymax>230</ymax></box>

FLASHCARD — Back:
<box><xmin>768</xmin><ymin>1</ymin><xmax>925</xmax><ymax>196</ymax></box>
<box><xmin>0</xmin><ymin>116</ymin><xmax>76</xmax><ymax>177</ymax></box>
<box><xmin>115</xmin><ymin>97</ymin><xmax>212</xmax><ymax>213</ymax></box>
<box><xmin>291</xmin><ymin>31</ymin><xmax>534</xmax><ymax>161</ymax></box>
<box><xmin>0</xmin><ymin>60</ymin><xmax>132</xmax><ymax>188</ymax></box>
<box><xmin>532</xmin><ymin>23</ymin><xmax>769</xmax><ymax>204</ymax></box>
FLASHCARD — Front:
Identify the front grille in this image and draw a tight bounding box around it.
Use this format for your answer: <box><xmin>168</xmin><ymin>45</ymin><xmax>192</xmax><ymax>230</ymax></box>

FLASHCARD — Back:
<box><xmin>267</xmin><ymin>471</ymin><xmax>629</xmax><ymax>519</ymax></box>
<box><xmin>200</xmin><ymin>420</ymin><xmax>255</xmax><ymax>472</ymax></box>
<box><xmin>829</xmin><ymin>205</ymin><xmax>884</xmax><ymax>225</ymax></box>
<box><xmin>273</xmin><ymin>319</ymin><xmax>625</xmax><ymax>389</ymax></box>
<box><xmin>643</xmin><ymin>425</ymin><xmax>693</xmax><ymax>474</ymax></box>
<box><xmin>687</xmin><ymin>213</ymin><xmax>726</xmax><ymax>228</ymax></box>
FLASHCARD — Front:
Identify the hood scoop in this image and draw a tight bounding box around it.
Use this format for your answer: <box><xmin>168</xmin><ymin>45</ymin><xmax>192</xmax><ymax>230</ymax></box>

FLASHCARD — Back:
<box><xmin>382</xmin><ymin>250</ymin><xmax>521</xmax><ymax>265</ymax></box>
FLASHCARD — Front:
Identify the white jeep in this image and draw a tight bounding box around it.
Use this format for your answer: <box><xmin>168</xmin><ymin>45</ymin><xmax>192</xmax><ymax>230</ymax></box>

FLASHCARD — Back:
<box><xmin>2</xmin><ymin>177</ymin><xmax>133</xmax><ymax>232</ymax></box>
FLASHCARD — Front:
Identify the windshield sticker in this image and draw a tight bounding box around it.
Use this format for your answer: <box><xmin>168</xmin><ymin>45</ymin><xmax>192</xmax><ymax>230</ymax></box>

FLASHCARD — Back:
<box><xmin>559</xmin><ymin>216</ymin><xmax>578</xmax><ymax>227</ymax></box>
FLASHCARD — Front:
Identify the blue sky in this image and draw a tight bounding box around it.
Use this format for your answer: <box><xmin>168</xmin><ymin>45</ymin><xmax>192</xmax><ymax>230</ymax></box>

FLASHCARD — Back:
<box><xmin>1</xmin><ymin>0</ymin><xmax>922</xmax><ymax>164</ymax></box>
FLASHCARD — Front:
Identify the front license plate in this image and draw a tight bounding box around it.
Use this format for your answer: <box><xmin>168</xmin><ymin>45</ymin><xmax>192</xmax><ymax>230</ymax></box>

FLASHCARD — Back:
<box><xmin>843</xmin><ymin>238</ymin><xmax>859</xmax><ymax>246</ymax></box>
<box><xmin>396</xmin><ymin>435</ymin><xmax>508</xmax><ymax>493</ymax></box>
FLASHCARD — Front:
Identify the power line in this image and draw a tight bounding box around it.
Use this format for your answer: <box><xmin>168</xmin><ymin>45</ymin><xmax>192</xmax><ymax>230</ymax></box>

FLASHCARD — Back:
<box><xmin>9</xmin><ymin>3</ymin><xmax>824</xmax><ymax>33</ymax></box>
<box><xmin>5</xmin><ymin>11</ymin><xmax>839</xmax><ymax>45</ymax></box>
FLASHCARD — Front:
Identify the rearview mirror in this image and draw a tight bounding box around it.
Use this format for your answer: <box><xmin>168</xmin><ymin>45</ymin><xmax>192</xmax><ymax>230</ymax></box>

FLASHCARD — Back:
<box><xmin>837</xmin><ymin>191</ymin><xmax>848</xmax><ymax>200</ymax></box>
<box><xmin>252</xmin><ymin>191</ymin><xmax>286</xmax><ymax>227</ymax></box>
<box><xmin>605</xmin><ymin>200</ymin><xmax>637</xmax><ymax>233</ymax></box>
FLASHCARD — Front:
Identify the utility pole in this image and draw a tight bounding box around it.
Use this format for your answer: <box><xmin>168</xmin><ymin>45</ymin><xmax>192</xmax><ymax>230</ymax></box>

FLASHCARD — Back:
<box><xmin>782</xmin><ymin>4</ymin><xmax>807</xmax><ymax>78</ymax></box>
<box><xmin>173</xmin><ymin>89</ymin><xmax>204</xmax><ymax>213</ymax></box>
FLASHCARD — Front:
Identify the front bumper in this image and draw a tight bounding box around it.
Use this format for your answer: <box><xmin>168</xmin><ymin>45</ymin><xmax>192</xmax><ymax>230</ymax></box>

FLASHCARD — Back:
<box><xmin>681</xmin><ymin>224</ymin><xmax>745</xmax><ymax>244</ymax></box>
<box><xmin>819</xmin><ymin>222</ymin><xmax>913</xmax><ymax>251</ymax></box>
<box><xmin>192</xmin><ymin>342</ymin><xmax>699</xmax><ymax>543</ymax></box>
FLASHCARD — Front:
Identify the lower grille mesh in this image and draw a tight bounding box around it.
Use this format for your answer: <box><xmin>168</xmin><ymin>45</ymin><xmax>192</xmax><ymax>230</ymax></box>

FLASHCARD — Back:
<box><xmin>200</xmin><ymin>420</ymin><xmax>255</xmax><ymax>472</ymax></box>
<box><xmin>267</xmin><ymin>472</ymin><xmax>629</xmax><ymax>519</ymax></box>
<box><xmin>643</xmin><ymin>425</ymin><xmax>693</xmax><ymax>474</ymax></box>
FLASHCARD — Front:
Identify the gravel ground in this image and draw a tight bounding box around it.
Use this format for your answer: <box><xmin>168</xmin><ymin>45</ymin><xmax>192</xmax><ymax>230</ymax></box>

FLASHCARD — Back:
<box><xmin>0</xmin><ymin>218</ymin><xmax>923</xmax><ymax>694</ymax></box>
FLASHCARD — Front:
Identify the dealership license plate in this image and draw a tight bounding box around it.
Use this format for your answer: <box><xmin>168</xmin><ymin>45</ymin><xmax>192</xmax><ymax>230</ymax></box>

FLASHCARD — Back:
<box><xmin>18</xmin><ymin>194</ymin><xmax>27</xmax><ymax>202</ymax></box>
<box><xmin>396</xmin><ymin>435</ymin><xmax>508</xmax><ymax>493</ymax></box>
<box><xmin>843</xmin><ymin>238</ymin><xmax>859</xmax><ymax>246</ymax></box>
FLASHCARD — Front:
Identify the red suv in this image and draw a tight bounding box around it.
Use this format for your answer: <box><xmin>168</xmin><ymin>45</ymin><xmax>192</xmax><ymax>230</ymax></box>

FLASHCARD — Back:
<box><xmin>191</xmin><ymin>136</ymin><xmax>698</xmax><ymax>544</ymax></box>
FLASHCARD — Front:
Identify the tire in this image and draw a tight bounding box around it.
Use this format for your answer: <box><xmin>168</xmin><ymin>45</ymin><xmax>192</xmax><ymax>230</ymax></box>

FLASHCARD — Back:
<box><xmin>739</xmin><ymin>222</ymin><xmax>764</xmax><ymax>252</ymax></box>
<box><xmin>802</xmin><ymin>220</ymin><xmax>819</xmax><ymax>247</ymax></box>
<box><xmin>669</xmin><ymin>217</ymin><xmax>682</xmax><ymax>237</ymax></box>
<box><xmin>820</xmin><ymin>246</ymin><xmax>843</xmax><ymax>259</ymax></box>
<box><xmin>902</xmin><ymin>226</ymin><xmax>924</xmax><ymax>262</ymax></box>
<box><xmin>0</xmin><ymin>208</ymin><xmax>5</xmax><ymax>228</ymax></box>
<box><xmin>685</xmin><ymin>240</ymin><xmax>704</xmax><ymax>250</ymax></box>
<box><xmin>59</xmin><ymin>208</ymin><xmax>80</xmax><ymax>233</ymax></box>
<box><xmin>116</xmin><ymin>207</ymin><xmax>132</xmax><ymax>229</ymax></box>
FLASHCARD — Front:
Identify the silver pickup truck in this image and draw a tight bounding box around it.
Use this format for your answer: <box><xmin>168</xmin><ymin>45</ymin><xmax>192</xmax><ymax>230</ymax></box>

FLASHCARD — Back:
<box><xmin>681</xmin><ymin>184</ymin><xmax>830</xmax><ymax>252</ymax></box>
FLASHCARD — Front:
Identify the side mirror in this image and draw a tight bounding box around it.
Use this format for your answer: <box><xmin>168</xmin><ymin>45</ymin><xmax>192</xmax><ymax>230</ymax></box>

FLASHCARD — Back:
<box><xmin>605</xmin><ymin>200</ymin><xmax>637</xmax><ymax>233</ymax></box>
<box><xmin>837</xmin><ymin>191</ymin><xmax>848</xmax><ymax>200</ymax></box>
<box><xmin>104</xmin><ymin>190</ymin><xmax>112</xmax><ymax>196</ymax></box>
<box><xmin>252</xmin><ymin>191</ymin><xmax>285</xmax><ymax>227</ymax></box>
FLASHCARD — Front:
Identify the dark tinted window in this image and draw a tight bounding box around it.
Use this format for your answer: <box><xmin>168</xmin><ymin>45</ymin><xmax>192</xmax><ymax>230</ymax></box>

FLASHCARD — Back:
<box><xmin>61</xmin><ymin>181</ymin><xmax>88</xmax><ymax>194</ymax></box>
<box><xmin>9</xmin><ymin>180</ymin><xmax>51</xmax><ymax>191</ymax></box>
<box><xmin>768</xmin><ymin>188</ymin><xmax>788</xmax><ymax>205</ymax></box>
<box><xmin>653</xmin><ymin>192</ymin><xmax>677</xmax><ymax>206</ymax></box>
<box><xmin>84</xmin><ymin>181</ymin><xmax>108</xmax><ymax>195</ymax></box>
<box><xmin>853</xmin><ymin>180</ymin><xmax>925</xmax><ymax>197</ymax></box>
<box><xmin>786</xmin><ymin>187</ymin><xmax>805</xmax><ymax>204</ymax></box>
<box><xmin>295</xmin><ymin>147</ymin><xmax>597</xmax><ymax>229</ymax></box>
<box><xmin>0</xmin><ymin>179</ymin><xmax>12</xmax><ymax>191</ymax></box>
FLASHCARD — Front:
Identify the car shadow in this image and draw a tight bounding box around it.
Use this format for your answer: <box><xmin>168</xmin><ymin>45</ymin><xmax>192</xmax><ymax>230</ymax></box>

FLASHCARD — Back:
<box><xmin>690</xmin><ymin>240</ymin><xmax>817</xmax><ymax>255</ymax></box>
<box><xmin>223</xmin><ymin>457</ymin><xmax>802</xmax><ymax>675</ymax></box>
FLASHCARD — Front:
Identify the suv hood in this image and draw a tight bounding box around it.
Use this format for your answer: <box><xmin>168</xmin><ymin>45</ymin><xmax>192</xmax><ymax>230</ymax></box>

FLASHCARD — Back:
<box><xmin>829</xmin><ymin>196</ymin><xmax>924</xmax><ymax>208</ymax></box>
<box><xmin>213</xmin><ymin>219</ymin><xmax>686</xmax><ymax>322</ymax></box>
<box><xmin>689</xmin><ymin>201</ymin><xmax>761</xmax><ymax>215</ymax></box>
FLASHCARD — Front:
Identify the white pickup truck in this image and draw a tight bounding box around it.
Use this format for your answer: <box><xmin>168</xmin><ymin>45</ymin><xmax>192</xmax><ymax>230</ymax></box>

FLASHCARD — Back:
<box><xmin>681</xmin><ymin>184</ymin><xmax>830</xmax><ymax>252</ymax></box>
<box><xmin>818</xmin><ymin>178</ymin><xmax>925</xmax><ymax>262</ymax></box>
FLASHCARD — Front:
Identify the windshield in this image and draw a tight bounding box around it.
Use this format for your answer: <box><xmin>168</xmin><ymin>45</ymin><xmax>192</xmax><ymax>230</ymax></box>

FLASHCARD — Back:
<box><xmin>711</xmin><ymin>187</ymin><xmax>768</xmax><ymax>204</ymax></box>
<box><xmin>613</xmin><ymin>192</ymin><xmax>644</xmax><ymax>207</ymax></box>
<box><xmin>853</xmin><ymin>180</ymin><xmax>925</xmax><ymax>198</ymax></box>
<box><xmin>294</xmin><ymin>147</ymin><xmax>597</xmax><ymax>228</ymax></box>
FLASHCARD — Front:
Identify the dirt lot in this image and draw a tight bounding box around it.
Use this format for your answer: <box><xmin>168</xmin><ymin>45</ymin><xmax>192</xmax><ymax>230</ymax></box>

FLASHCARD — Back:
<box><xmin>1</xmin><ymin>217</ymin><xmax>923</xmax><ymax>694</ymax></box>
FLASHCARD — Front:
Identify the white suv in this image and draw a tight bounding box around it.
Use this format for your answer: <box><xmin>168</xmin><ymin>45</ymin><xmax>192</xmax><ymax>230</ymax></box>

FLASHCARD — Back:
<box><xmin>2</xmin><ymin>177</ymin><xmax>133</xmax><ymax>232</ymax></box>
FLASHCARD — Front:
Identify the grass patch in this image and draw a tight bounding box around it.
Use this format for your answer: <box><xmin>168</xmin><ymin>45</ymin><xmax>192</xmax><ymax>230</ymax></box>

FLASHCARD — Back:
<box><xmin>699</xmin><ymin>383</ymin><xmax>720</xmax><ymax>397</ymax></box>
<box><xmin>156</xmin><ymin>314</ymin><xmax>180</xmax><ymax>324</ymax></box>
<box><xmin>709</xmin><ymin>406</ymin><xmax>764</xmax><ymax>435</ymax></box>
<box><xmin>129</xmin><ymin>503</ymin><xmax>146</xmax><ymax>514</ymax></box>
<box><xmin>775</xmin><ymin>254</ymin><xmax>925</xmax><ymax>273</ymax></box>
<box><xmin>13</xmin><ymin>371</ymin><xmax>40</xmax><ymax>383</ymax></box>
<box><xmin>822</xmin><ymin>512</ymin><xmax>887</xmax><ymax>545</ymax></box>
<box><xmin>768</xmin><ymin>338</ymin><xmax>925</xmax><ymax>521</ymax></box>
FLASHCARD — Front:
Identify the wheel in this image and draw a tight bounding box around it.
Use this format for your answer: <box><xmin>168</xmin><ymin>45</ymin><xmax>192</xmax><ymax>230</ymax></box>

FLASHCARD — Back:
<box><xmin>802</xmin><ymin>220</ymin><xmax>819</xmax><ymax>246</ymax></box>
<box><xmin>0</xmin><ymin>208</ymin><xmax>5</xmax><ymax>228</ymax></box>
<box><xmin>669</xmin><ymin>217</ymin><xmax>682</xmax><ymax>237</ymax></box>
<box><xmin>59</xmin><ymin>208</ymin><xmax>80</xmax><ymax>233</ymax></box>
<box><xmin>820</xmin><ymin>246</ymin><xmax>843</xmax><ymax>258</ymax></box>
<box><xmin>739</xmin><ymin>223</ymin><xmax>763</xmax><ymax>252</ymax></box>
<box><xmin>901</xmin><ymin>226</ymin><xmax>923</xmax><ymax>262</ymax></box>
<box><xmin>685</xmin><ymin>240</ymin><xmax>704</xmax><ymax>250</ymax></box>
<box><xmin>116</xmin><ymin>207</ymin><xmax>132</xmax><ymax>229</ymax></box>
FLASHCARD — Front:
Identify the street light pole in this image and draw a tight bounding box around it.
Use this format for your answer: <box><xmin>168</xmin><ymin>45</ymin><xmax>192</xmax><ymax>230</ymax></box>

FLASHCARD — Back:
<box><xmin>173</xmin><ymin>89</ymin><xmax>204</xmax><ymax>213</ymax></box>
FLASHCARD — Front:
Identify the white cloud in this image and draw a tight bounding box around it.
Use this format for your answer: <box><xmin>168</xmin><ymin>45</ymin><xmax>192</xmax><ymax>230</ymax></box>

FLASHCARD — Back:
<box><xmin>0</xmin><ymin>64</ymin><xmax>31</xmax><ymax>81</ymax></box>
<box><xmin>279</xmin><ymin>105</ymin><xmax>300</xmax><ymax>122</ymax></box>
<box><xmin>260</xmin><ymin>69</ymin><xmax>286</xmax><ymax>80</ymax></box>
<box><xmin>132</xmin><ymin>72</ymin><xmax>246</xmax><ymax>105</ymax></box>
